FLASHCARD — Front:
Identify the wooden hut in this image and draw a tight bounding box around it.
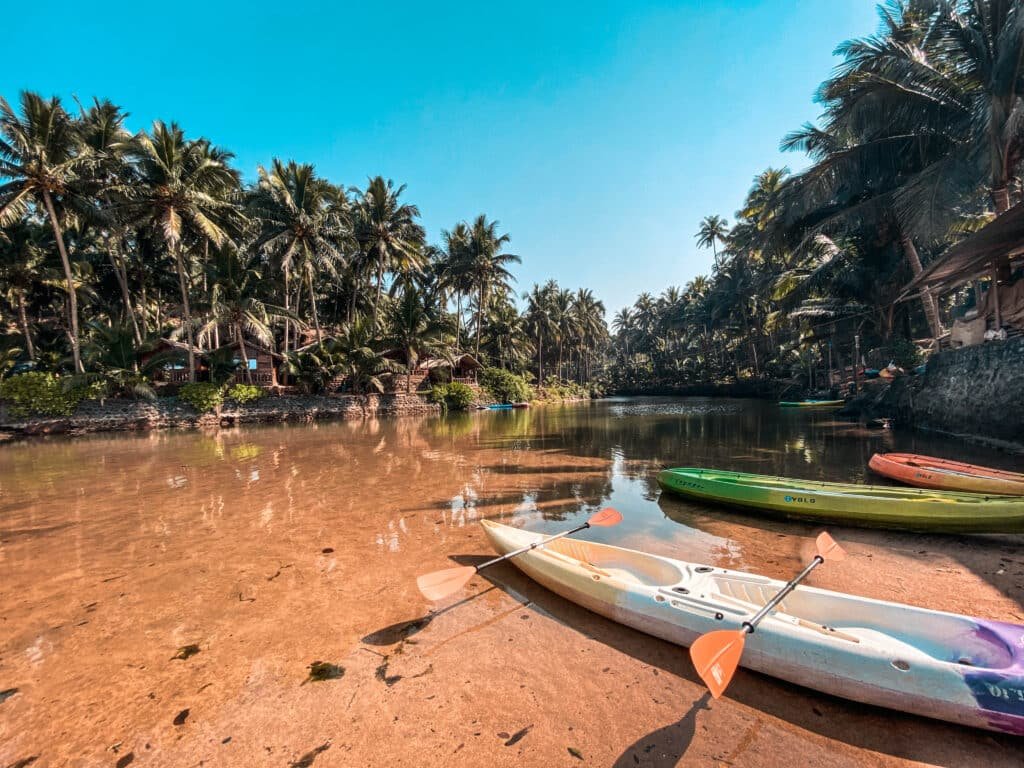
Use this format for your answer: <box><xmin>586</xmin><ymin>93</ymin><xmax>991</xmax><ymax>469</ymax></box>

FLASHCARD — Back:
<box><xmin>210</xmin><ymin>340</ymin><xmax>283</xmax><ymax>387</ymax></box>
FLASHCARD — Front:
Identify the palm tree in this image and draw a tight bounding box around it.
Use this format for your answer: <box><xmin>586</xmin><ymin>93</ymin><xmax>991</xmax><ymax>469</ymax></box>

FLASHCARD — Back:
<box><xmin>77</xmin><ymin>97</ymin><xmax>140</xmax><ymax>342</ymax></box>
<box><xmin>386</xmin><ymin>288</ymin><xmax>445</xmax><ymax>393</ymax></box>
<box><xmin>523</xmin><ymin>283</ymin><xmax>554</xmax><ymax>383</ymax></box>
<box><xmin>465</xmin><ymin>215</ymin><xmax>519</xmax><ymax>358</ymax></box>
<box><xmin>0</xmin><ymin>92</ymin><xmax>90</xmax><ymax>371</ymax></box>
<box><xmin>249</xmin><ymin>159</ymin><xmax>347</xmax><ymax>351</ymax></box>
<box><xmin>439</xmin><ymin>222</ymin><xmax>472</xmax><ymax>350</ymax></box>
<box><xmin>329</xmin><ymin>317</ymin><xmax>402</xmax><ymax>394</ymax></box>
<box><xmin>695</xmin><ymin>214</ymin><xmax>729</xmax><ymax>269</ymax></box>
<box><xmin>351</xmin><ymin>176</ymin><xmax>425</xmax><ymax>328</ymax></box>
<box><xmin>198</xmin><ymin>242</ymin><xmax>282</xmax><ymax>383</ymax></box>
<box><xmin>123</xmin><ymin>121</ymin><xmax>244</xmax><ymax>380</ymax></box>
<box><xmin>0</xmin><ymin>221</ymin><xmax>49</xmax><ymax>359</ymax></box>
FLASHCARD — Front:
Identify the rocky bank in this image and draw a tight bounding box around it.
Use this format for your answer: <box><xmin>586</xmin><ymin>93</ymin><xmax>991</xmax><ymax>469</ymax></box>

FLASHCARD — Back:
<box><xmin>0</xmin><ymin>392</ymin><xmax>439</xmax><ymax>438</ymax></box>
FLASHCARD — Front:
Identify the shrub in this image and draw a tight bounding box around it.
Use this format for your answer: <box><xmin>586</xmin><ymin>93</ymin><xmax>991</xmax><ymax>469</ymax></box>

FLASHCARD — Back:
<box><xmin>226</xmin><ymin>383</ymin><xmax>264</xmax><ymax>405</ymax></box>
<box><xmin>0</xmin><ymin>372</ymin><xmax>102</xmax><ymax>417</ymax></box>
<box><xmin>428</xmin><ymin>382</ymin><xmax>476</xmax><ymax>411</ymax></box>
<box><xmin>178</xmin><ymin>382</ymin><xmax>224</xmax><ymax>413</ymax></box>
<box><xmin>479</xmin><ymin>367</ymin><xmax>532</xmax><ymax>403</ymax></box>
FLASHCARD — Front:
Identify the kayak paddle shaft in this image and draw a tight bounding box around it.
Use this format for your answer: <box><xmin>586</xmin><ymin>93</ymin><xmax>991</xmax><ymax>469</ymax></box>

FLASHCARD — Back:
<box><xmin>741</xmin><ymin>555</ymin><xmax>823</xmax><ymax>634</ymax></box>
<box><xmin>473</xmin><ymin>521</ymin><xmax>592</xmax><ymax>573</ymax></box>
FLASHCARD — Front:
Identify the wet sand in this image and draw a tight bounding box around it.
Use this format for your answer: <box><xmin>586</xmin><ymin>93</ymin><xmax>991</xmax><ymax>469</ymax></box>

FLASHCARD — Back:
<box><xmin>0</xmin><ymin>400</ymin><xmax>1021</xmax><ymax>767</ymax></box>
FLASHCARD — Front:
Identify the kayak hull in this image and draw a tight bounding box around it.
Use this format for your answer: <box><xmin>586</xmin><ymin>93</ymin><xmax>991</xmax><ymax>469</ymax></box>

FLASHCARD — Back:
<box><xmin>481</xmin><ymin>520</ymin><xmax>1024</xmax><ymax>735</ymax></box>
<box><xmin>657</xmin><ymin>468</ymin><xmax>1024</xmax><ymax>533</ymax></box>
<box><xmin>870</xmin><ymin>453</ymin><xmax>1024</xmax><ymax>496</ymax></box>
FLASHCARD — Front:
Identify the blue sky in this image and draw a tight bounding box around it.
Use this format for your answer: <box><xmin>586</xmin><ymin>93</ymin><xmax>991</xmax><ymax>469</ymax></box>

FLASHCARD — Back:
<box><xmin>4</xmin><ymin>1</ymin><xmax>879</xmax><ymax>316</ymax></box>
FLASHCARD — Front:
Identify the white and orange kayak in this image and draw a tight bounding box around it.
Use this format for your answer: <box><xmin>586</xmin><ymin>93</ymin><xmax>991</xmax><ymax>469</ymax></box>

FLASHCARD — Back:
<box><xmin>870</xmin><ymin>453</ymin><xmax>1024</xmax><ymax>496</ymax></box>
<box><xmin>481</xmin><ymin>520</ymin><xmax>1024</xmax><ymax>735</ymax></box>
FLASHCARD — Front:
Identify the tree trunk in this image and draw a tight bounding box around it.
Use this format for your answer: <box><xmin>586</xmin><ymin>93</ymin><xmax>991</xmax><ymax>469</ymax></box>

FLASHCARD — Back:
<box><xmin>108</xmin><ymin>243</ymin><xmax>142</xmax><ymax>345</ymax></box>
<box><xmin>307</xmin><ymin>269</ymin><xmax>322</xmax><ymax>344</ymax></box>
<box><xmin>538</xmin><ymin>328</ymin><xmax>543</xmax><ymax>385</ymax></box>
<box><xmin>993</xmin><ymin>185</ymin><xmax>1011</xmax><ymax>215</ymax></box>
<box><xmin>173</xmin><ymin>244</ymin><xmax>196</xmax><ymax>381</ymax></box>
<box><xmin>900</xmin><ymin>234</ymin><xmax>942</xmax><ymax>338</ymax></box>
<box><xmin>283</xmin><ymin>268</ymin><xmax>291</xmax><ymax>354</ymax></box>
<box><xmin>455</xmin><ymin>292</ymin><xmax>462</xmax><ymax>350</ymax></box>
<box><xmin>372</xmin><ymin>260</ymin><xmax>385</xmax><ymax>328</ymax></box>
<box><xmin>41</xmin><ymin>190</ymin><xmax>82</xmax><ymax>373</ymax></box>
<box><xmin>475</xmin><ymin>284</ymin><xmax>484</xmax><ymax>358</ymax></box>
<box><xmin>17</xmin><ymin>292</ymin><xmax>34</xmax><ymax>360</ymax></box>
<box><xmin>236</xmin><ymin>324</ymin><xmax>252</xmax><ymax>384</ymax></box>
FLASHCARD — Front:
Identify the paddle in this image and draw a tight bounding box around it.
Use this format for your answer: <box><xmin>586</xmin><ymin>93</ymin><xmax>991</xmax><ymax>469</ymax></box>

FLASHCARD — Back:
<box><xmin>689</xmin><ymin>531</ymin><xmax>845</xmax><ymax>699</ymax></box>
<box><xmin>416</xmin><ymin>507</ymin><xmax>623</xmax><ymax>601</ymax></box>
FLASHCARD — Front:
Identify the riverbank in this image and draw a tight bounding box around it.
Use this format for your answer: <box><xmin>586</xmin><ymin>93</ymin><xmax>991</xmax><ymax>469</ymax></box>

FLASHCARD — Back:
<box><xmin>841</xmin><ymin>337</ymin><xmax>1024</xmax><ymax>452</ymax></box>
<box><xmin>0</xmin><ymin>392</ymin><xmax>439</xmax><ymax>438</ymax></box>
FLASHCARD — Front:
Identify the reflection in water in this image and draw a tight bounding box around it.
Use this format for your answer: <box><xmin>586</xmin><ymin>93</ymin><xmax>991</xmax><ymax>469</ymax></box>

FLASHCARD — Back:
<box><xmin>0</xmin><ymin>397</ymin><xmax>1021</xmax><ymax>765</ymax></box>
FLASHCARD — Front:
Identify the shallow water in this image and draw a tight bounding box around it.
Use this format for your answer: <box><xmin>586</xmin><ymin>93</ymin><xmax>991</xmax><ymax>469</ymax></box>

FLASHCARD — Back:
<box><xmin>1</xmin><ymin>397</ymin><xmax>1022</xmax><ymax>767</ymax></box>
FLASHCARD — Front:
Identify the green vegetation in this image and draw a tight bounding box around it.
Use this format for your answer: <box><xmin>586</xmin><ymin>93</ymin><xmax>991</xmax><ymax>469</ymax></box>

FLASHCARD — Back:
<box><xmin>611</xmin><ymin>2</ymin><xmax>1024</xmax><ymax>392</ymax></box>
<box><xmin>0</xmin><ymin>371</ymin><xmax>102</xmax><ymax>417</ymax></box>
<box><xmin>226</xmin><ymin>383</ymin><xmax>264</xmax><ymax>405</ymax></box>
<box><xmin>479</xmin><ymin>367</ymin><xmax>532</xmax><ymax>403</ymax></box>
<box><xmin>2</xmin><ymin>2</ymin><xmax>1016</xmax><ymax>409</ymax></box>
<box><xmin>0</xmin><ymin>93</ymin><xmax>604</xmax><ymax>407</ymax></box>
<box><xmin>178</xmin><ymin>382</ymin><xmax>224</xmax><ymax>414</ymax></box>
<box><xmin>428</xmin><ymin>382</ymin><xmax>476</xmax><ymax>412</ymax></box>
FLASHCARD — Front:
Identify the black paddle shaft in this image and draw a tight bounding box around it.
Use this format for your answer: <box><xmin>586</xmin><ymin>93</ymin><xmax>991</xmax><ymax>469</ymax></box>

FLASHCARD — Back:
<box><xmin>474</xmin><ymin>521</ymin><xmax>592</xmax><ymax>572</ymax></box>
<box><xmin>742</xmin><ymin>555</ymin><xmax>824</xmax><ymax>634</ymax></box>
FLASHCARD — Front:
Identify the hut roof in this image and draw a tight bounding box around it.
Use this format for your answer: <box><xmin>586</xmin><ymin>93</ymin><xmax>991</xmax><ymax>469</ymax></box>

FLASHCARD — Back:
<box><xmin>901</xmin><ymin>204</ymin><xmax>1024</xmax><ymax>297</ymax></box>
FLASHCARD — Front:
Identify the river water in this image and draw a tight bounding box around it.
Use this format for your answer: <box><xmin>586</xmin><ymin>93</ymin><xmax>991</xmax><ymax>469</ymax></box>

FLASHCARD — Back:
<box><xmin>1</xmin><ymin>397</ymin><xmax>1021</xmax><ymax>767</ymax></box>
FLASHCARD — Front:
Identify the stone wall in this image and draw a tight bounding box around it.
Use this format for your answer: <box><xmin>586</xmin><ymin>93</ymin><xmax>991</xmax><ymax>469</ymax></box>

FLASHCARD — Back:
<box><xmin>0</xmin><ymin>393</ymin><xmax>440</xmax><ymax>438</ymax></box>
<box><xmin>910</xmin><ymin>337</ymin><xmax>1024</xmax><ymax>447</ymax></box>
<box><xmin>840</xmin><ymin>338</ymin><xmax>1024</xmax><ymax>449</ymax></box>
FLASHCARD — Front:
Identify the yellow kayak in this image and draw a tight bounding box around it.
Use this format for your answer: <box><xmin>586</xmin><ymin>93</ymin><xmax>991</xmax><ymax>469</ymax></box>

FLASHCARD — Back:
<box><xmin>657</xmin><ymin>468</ymin><xmax>1024</xmax><ymax>533</ymax></box>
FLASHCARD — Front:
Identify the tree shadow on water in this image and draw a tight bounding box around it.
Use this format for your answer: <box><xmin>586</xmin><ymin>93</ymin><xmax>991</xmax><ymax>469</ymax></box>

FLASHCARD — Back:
<box><xmin>611</xmin><ymin>692</ymin><xmax>712</xmax><ymax>768</ymax></box>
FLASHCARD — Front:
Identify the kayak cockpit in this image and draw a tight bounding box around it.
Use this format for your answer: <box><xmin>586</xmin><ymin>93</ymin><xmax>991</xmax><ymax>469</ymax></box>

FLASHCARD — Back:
<box><xmin>542</xmin><ymin>537</ymin><xmax>684</xmax><ymax>587</ymax></box>
<box><xmin>710</xmin><ymin>572</ymin><xmax>1018</xmax><ymax>669</ymax></box>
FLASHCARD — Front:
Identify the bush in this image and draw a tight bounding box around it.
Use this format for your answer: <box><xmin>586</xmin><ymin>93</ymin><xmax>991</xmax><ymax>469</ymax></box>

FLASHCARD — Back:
<box><xmin>178</xmin><ymin>382</ymin><xmax>224</xmax><ymax>413</ymax></box>
<box><xmin>226</xmin><ymin>383</ymin><xmax>264</xmax><ymax>405</ymax></box>
<box><xmin>428</xmin><ymin>382</ymin><xmax>476</xmax><ymax>411</ymax></box>
<box><xmin>479</xmin><ymin>367</ymin><xmax>532</xmax><ymax>403</ymax></box>
<box><xmin>0</xmin><ymin>372</ymin><xmax>102</xmax><ymax>417</ymax></box>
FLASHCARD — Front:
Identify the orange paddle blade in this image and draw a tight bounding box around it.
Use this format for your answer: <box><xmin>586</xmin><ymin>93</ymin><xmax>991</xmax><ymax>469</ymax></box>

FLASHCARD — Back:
<box><xmin>588</xmin><ymin>507</ymin><xmax>623</xmax><ymax>527</ymax></box>
<box><xmin>815</xmin><ymin>532</ymin><xmax>846</xmax><ymax>561</ymax></box>
<box><xmin>416</xmin><ymin>566</ymin><xmax>476</xmax><ymax>601</ymax></box>
<box><xmin>690</xmin><ymin>629</ymin><xmax>746</xmax><ymax>699</ymax></box>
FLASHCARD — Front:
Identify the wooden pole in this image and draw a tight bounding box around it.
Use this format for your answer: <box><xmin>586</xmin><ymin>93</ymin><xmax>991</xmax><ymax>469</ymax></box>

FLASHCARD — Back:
<box><xmin>853</xmin><ymin>335</ymin><xmax>861</xmax><ymax>394</ymax></box>
<box><xmin>991</xmin><ymin>262</ymin><xmax>1003</xmax><ymax>330</ymax></box>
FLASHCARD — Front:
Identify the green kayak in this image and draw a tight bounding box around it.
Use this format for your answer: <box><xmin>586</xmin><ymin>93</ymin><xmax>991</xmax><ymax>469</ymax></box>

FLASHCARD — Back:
<box><xmin>657</xmin><ymin>468</ymin><xmax>1024</xmax><ymax>533</ymax></box>
<box><xmin>778</xmin><ymin>400</ymin><xmax>845</xmax><ymax>407</ymax></box>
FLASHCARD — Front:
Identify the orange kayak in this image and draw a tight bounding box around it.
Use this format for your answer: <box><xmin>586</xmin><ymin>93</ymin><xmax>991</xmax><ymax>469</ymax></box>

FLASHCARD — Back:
<box><xmin>869</xmin><ymin>453</ymin><xmax>1024</xmax><ymax>495</ymax></box>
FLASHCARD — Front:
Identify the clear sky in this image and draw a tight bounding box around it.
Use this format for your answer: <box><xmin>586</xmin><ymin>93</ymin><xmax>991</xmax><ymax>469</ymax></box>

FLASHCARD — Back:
<box><xmin>3</xmin><ymin>1</ymin><xmax>880</xmax><ymax>316</ymax></box>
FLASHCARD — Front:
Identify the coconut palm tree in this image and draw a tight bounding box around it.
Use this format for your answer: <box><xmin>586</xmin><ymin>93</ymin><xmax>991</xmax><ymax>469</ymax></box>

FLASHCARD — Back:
<box><xmin>439</xmin><ymin>222</ymin><xmax>472</xmax><ymax>350</ymax></box>
<box><xmin>695</xmin><ymin>214</ymin><xmax>729</xmax><ymax>269</ymax></box>
<box><xmin>351</xmin><ymin>176</ymin><xmax>425</xmax><ymax>328</ymax></box>
<box><xmin>198</xmin><ymin>242</ymin><xmax>282</xmax><ymax>383</ymax></box>
<box><xmin>0</xmin><ymin>220</ymin><xmax>50</xmax><ymax>359</ymax></box>
<box><xmin>386</xmin><ymin>287</ymin><xmax>446</xmax><ymax>393</ymax></box>
<box><xmin>123</xmin><ymin>121</ymin><xmax>244</xmax><ymax>380</ymax></box>
<box><xmin>0</xmin><ymin>92</ymin><xmax>90</xmax><ymax>371</ymax></box>
<box><xmin>465</xmin><ymin>215</ymin><xmax>519</xmax><ymax>358</ymax></box>
<box><xmin>249</xmin><ymin>159</ymin><xmax>347</xmax><ymax>351</ymax></box>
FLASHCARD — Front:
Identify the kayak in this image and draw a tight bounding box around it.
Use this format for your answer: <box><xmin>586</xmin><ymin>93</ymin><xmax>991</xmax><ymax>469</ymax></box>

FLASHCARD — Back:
<box><xmin>657</xmin><ymin>468</ymin><xmax>1024</xmax><ymax>533</ymax></box>
<box><xmin>779</xmin><ymin>400</ymin><xmax>845</xmax><ymax>407</ymax></box>
<box><xmin>488</xmin><ymin>404</ymin><xmax>514</xmax><ymax>410</ymax></box>
<box><xmin>870</xmin><ymin>453</ymin><xmax>1024</xmax><ymax>496</ymax></box>
<box><xmin>481</xmin><ymin>520</ymin><xmax>1024</xmax><ymax>735</ymax></box>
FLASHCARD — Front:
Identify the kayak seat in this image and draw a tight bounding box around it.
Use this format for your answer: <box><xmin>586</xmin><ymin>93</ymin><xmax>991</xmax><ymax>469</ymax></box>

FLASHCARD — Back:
<box><xmin>549</xmin><ymin>539</ymin><xmax>684</xmax><ymax>587</ymax></box>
